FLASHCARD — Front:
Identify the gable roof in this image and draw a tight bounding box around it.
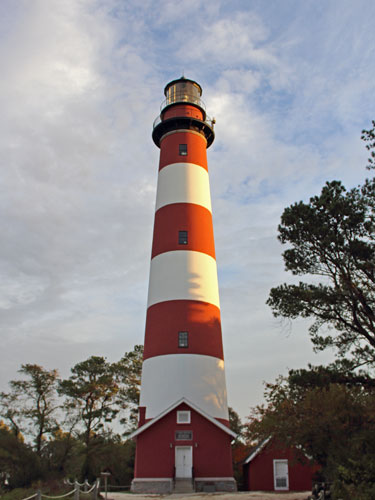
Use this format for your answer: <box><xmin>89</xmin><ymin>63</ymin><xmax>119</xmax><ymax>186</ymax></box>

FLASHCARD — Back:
<box><xmin>243</xmin><ymin>437</ymin><xmax>314</xmax><ymax>465</ymax></box>
<box><xmin>129</xmin><ymin>397</ymin><xmax>237</xmax><ymax>439</ymax></box>
<box><xmin>243</xmin><ymin>437</ymin><xmax>271</xmax><ymax>464</ymax></box>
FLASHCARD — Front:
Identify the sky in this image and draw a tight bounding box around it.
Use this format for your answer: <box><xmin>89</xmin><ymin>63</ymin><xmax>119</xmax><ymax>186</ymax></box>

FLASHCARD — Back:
<box><xmin>1</xmin><ymin>0</ymin><xmax>375</xmax><ymax>422</ymax></box>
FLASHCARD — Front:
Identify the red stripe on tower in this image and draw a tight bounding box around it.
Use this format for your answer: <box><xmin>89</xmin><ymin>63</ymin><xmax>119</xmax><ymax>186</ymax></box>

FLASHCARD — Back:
<box><xmin>151</xmin><ymin>203</ymin><xmax>215</xmax><ymax>259</ymax></box>
<box><xmin>159</xmin><ymin>131</ymin><xmax>208</xmax><ymax>171</ymax></box>
<box><xmin>131</xmin><ymin>77</ymin><xmax>236</xmax><ymax>494</ymax></box>
<box><xmin>143</xmin><ymin>300</ymin><xmax>223</xmax><ymax>360</ymax></box>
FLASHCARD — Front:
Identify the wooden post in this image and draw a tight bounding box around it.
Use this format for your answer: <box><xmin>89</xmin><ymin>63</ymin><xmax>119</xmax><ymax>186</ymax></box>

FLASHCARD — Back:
<box><xmin>74</xmin><ymin>481</ymin><xmax>79</xmax><ymax>500</ymax></box>
<box><xmin>92</xmin><ymin>479</ymin><xmax>99</xmax><ymax>500</ymax></box>
<box><xmin>100</xmin><ymin>472</ymin><xmax>110</xmax><ymax>500</ymax></box>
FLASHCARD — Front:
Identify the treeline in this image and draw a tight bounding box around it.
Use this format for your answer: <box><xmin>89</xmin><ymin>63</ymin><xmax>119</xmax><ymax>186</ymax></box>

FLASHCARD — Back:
<box><xmin>0</xmin><ymin>346</ymin><xmax>143</xmax><ymax>488</ymax></box>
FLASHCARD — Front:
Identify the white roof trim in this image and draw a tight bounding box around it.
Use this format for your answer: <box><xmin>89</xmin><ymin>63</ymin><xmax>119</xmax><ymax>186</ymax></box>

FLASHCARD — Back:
<box><xmin>129</xmin><ymin>397</ymin><xmax>237</xmax><ymax>439</ymax></box>
<box><xmin>243</xmin><ymin>437</ymin><xmax>271</xmax><ymax>464</ymax></box>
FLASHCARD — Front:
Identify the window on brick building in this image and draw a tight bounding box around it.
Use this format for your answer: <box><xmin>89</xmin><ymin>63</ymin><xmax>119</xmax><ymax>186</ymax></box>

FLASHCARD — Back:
<box><xmin>177</xmin><ymin>410</ymin><xmax>191</xmax><ymax>424</ymax></box>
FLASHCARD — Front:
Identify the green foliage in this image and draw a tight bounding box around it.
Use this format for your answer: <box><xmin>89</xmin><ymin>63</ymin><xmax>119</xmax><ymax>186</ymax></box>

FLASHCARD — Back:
<box><xmin>334</xmin><ymin>456</ymin><xmax>375</xmax><ymax>500</ymax></box>
<box><xmin>362</xmin><ymin>120</ymin><xmax>375</xmax><ymax>170</ymax></box>
<box><xmin>114</xmin><ymin>345</ymin><xmax>143</xmax><ymax>432</ymax></box>
<box><xmin>227</xmin><ymin>408</ymin><xmax>248</xmax><ymax>490</ymax></box>
<box><xmin>228</xmin><ymin>407</ymin><xmax>244</xmax><ymax>440</ymax></box>
<box><xmin>0</xmin><ymin>365</ymin><xmax>59</xmax><ymax>455</ymax></box>
<box><xmin>267</xmin><ymin>179</ymin><xmax>375</xmax><ymax>369</ymax></box>
<box><xmin>59</xmin><ymin>356</ymin><xmax>120</xmax><ymax>445</ymax></box>
<box><xmin>77</xmin><ymin>433</ymin><xmax>135</xmax><ymax>485</ymax></box>
<box><xmin>59</xmin><ymin>356</ymin><xmax>123</xmax><ymax>480</ymax></box>
<box><xmin>0</xmin><ymin>392</ymin><xmax>23</xmax><ymax>440</ymax></box>
<box><xmin>42</xmin><ymin>431</ymin><xmax>84</xmax><ymax>478</ymax></box>
<box><xmin>0</xmin><ymin>423</ymin><xmax>42</xmax><ymax>488</ymax></box>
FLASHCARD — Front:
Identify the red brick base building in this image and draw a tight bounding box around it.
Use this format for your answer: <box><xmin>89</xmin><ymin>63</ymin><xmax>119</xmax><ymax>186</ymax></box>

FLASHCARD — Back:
<box><xmin>131</xmin><ymin>399</ymin><xmax>236</xmax><ymax>493</ymax></box>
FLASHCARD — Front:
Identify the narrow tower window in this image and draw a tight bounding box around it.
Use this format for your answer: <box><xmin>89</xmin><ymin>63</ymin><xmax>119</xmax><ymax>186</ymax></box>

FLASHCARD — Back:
<box><xmin>178</xmin><ymin>230</ymin><xmax>188</xmax><ymax>245</ymax></box>
<box><xmin>179</xmin><ymin>144</ymin><xmax>187</xmax><ymax>156</ymax></box>
<box><xmin>178</xmin><ymin>331</ymin><xmax>189</xmax><ymax>348</ymax></box>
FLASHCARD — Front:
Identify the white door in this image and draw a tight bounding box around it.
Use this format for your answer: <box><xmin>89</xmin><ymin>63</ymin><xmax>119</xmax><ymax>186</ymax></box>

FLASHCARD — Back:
<box><xmin>273</xmin><ymin>459</ymin><xmax>289</xmax><ymax>490</ymax></box>
<box><xmin>175</xmin><ymin>446</ymin><xmax>193</xmax><ymax>478</ymax></box>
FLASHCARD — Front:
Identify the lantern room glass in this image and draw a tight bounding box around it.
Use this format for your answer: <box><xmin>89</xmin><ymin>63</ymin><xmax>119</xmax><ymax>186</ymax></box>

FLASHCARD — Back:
<box><xmin>165</xmin><ymin>80</ymin><xmax>202</xmax><ymax>107</ymax></box>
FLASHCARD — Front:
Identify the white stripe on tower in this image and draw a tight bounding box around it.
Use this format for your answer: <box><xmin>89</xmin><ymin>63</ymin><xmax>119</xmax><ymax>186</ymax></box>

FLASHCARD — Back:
<box><xmin>155</xmin><ymin>162</ymin><xmax>212</xmax><ymax>212</ymax></box>
<box><xmin>139</xmin><ymin>355</ymin><xmax>228</xmax><ymax>420</ymax></box>
<box><xmin>147</xmin><ymin>250</ymin><xmax>220</xmax><ymax>309</ymax></box>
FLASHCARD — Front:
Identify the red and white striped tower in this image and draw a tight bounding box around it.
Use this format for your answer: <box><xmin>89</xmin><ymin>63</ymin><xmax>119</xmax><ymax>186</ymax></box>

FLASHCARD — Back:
<box><xmin>130</xmin><ymin>77</ymin><xmax>236</xmax><ymax>494</ymax></box>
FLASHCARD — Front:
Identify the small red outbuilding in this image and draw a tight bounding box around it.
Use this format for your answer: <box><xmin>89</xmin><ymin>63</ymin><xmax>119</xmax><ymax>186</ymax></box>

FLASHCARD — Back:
<box><xmin>243</xmin><ymin>438</ymin><xmax>319</xmax><ymax>492</ymax></box>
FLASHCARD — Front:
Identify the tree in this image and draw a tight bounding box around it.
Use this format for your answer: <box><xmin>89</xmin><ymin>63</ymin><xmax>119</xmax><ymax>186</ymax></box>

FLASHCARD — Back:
<box><xmin>59</xmin><ymin>356</ymin><xmax>120</xmax><ymax>479</ymax></box>
<box><xmin>245</xmin><ymin>373</ymin><xmax>375</xmax><ymax>499</ymax></box>
<box><xmin>228</xmin><ymin>407</ymin><xmax>244</xmax><ymax>440</ymax></box>
<box><xmin>267</xmin><ymin>178</ymin><xmax>375</xmax><ymax>371</ymax></box>
<box><xmin>42</xmin><ymin>428</ymin><xmax>82</xmax><ymax>478</ymax></box>
<box><xmin>267</xmin><ymin>123</ymin><xmax>375</xmax><ymax>372</ymax></box>
<box><xmin>0</xmin><ymin>391</ymin><xmax>24</xmax><ymax>440</ymax></box>
<box><xmin>76</xmin><ymin>431</ymin><xmax>136</xmax><ymax>486</ymax></box>
<box><xmin>114</xmin><ymin>345</ymin><xmax>143</xmax><ymax>432</ymax></box>
<box><xmin>0</xmin><ymin>365</ymin><xmax>59</xmax><ymax>455</ymax></box>
<box><xmin>228</xmin><ymin>408</ymin><xmax>250</xmax><ymax>490</ymax></box>
<box><xmin>59</xmin><ymin>356</ymin><xmax>120</xmax><ymax>446</ymax></box>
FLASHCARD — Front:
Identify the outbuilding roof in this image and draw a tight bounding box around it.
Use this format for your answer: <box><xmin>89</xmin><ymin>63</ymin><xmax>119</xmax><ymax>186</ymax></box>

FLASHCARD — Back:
<box><xmin>243</xmin><ymin>437</ymin><xmax>271</xmax><ymax>464</ymax></box>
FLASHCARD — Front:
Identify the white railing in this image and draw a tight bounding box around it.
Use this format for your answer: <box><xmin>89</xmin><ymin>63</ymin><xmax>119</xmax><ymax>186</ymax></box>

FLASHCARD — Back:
<box><xmin>160</xmin><ymin>93</ymin><xmax>206</xmax><ymax>112</ymax></box>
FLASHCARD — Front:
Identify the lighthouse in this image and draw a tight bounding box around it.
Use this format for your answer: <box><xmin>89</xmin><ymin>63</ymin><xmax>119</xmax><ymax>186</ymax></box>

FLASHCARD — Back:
<box><xmin>130</xmin><ymin>77</ymin><xmax>236</xmax><ymax>494</ymax></box>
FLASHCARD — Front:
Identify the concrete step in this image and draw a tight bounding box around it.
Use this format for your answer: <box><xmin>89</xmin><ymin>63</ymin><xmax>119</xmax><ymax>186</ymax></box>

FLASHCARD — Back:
<box><xmin>173</xmin><ymin>479</ymin><xmax>194</xmax><ymax>493</ymax></box>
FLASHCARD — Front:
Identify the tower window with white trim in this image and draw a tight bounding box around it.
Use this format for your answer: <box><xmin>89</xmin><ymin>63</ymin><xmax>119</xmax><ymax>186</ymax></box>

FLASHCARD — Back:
<box><xmin>179</xmin><ymin>144</ymin><xmax>187</xmax><ymax>156</ymax></box>
<box><xmin>179</xmin><ymin>230</ymin><xmax>188</xmax><ymax>245</ymax></box>
<box><xmin>177</xmin><ymin>410</ymin><xmax>191</xmax><ymax>424</ymax></box>
<box><xmin>178</xmin><ymin>331</ymin><xmax>189</xmax><ymax>348</ymax></box>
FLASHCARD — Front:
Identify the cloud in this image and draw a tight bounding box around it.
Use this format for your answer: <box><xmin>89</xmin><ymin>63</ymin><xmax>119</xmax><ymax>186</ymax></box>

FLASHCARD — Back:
<box><xmin>0</xmin><ymin>1</ymin><xmax>154</xmax><ymax>343</ymax></box>
<box><xmin>178</xmin><ymin>12</ymin><xmax>273</xmax><ymax>65</ymax></box>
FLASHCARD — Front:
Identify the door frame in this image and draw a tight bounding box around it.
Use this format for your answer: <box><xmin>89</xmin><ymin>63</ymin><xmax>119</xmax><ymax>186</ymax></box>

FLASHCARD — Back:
<box><xmin>273</xmin><ymin>459</ymin><xmax>289</xmax><ymax>491</ymax></box>
<box><xmin>175</xmin><ymin>446</ymin><xmax>193</xmax><ymax>478</ymax></box>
